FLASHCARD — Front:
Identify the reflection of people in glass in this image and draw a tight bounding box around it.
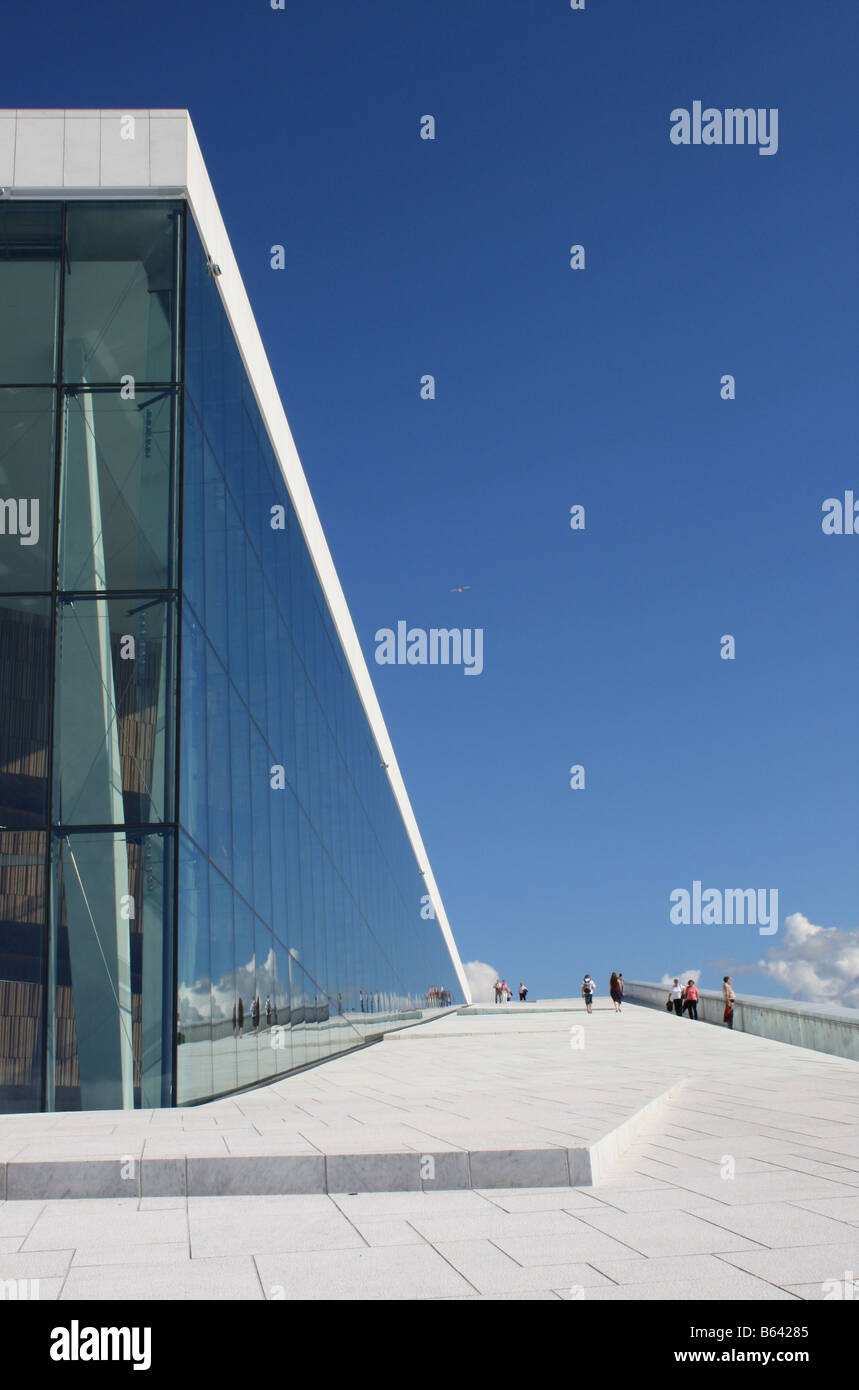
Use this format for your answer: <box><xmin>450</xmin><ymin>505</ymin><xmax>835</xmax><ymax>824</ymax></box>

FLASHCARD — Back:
<box><xmin>237</xmin><ymin>997</ymin><xmax>244</xmax><ymax>1037</ymax></box>
<box><xmin>265</xmin><ymin>995</ymin><xmax>272</xmax><ymax>1027</ymax></box>
<box><xmin>251</xmin><ymin>995</ymin><xmax>260</xmax><ymax>1031</ymax></box>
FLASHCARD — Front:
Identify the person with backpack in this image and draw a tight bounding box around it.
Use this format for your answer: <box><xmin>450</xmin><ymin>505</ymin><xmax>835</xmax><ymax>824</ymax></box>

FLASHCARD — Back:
<box><xmin>682</xmin><ymin>979</ymin><xmax>698</xmax><ymax>1020</ymax></box>
<box><xmin>581</xmin><ymin>974</ymin><xmax>595</xmax><ymax>1013</ymax></box>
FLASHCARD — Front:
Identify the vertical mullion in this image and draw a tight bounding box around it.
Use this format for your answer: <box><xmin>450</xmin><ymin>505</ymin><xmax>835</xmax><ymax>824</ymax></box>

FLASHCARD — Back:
<box><xmin>170</xmin><ymin>202</ymin><xmax>189</xmax><ymax>1106</ymax></box>
<box><xmin>41</xmin><ymin>200</ymin><xmax>67</xmax><ymax>1112</ymax></box>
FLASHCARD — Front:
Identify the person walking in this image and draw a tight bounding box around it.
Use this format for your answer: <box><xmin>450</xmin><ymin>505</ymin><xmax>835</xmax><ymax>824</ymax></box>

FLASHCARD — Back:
<box><xmin>518</xmin><ymin>981</ymin><xmax>527</xmax><ymax>1002</ymax></box>
<box><xmin>494</xmin><ymin>977</ymin><xmax>502</xmax><ymax>1005</ymax></box>
<box><xmin>722</xmin><ymin>976</ymin><xmax>735</xmax><ymax>1028</ymax></box>
<box><xmin>668</xmin><ymin>978</ymin><xmax>683</xmax><ymax>1016</ymax></box>
<box><xmin>682</xmin><ymin>979</ymin><xmax>699</xmax><ymax>1020</ymax></box>
<box><xmin>609</xmin><ymin>972</ymin><xmax>623</xmax><ymax>1012</ymax></box>
<box><xmin>581</xmin><ymin>974</ymin><xmax>595</xmax><ymax>1013</ymax></box>
<box><xmin>501</xmin><ymin>978</ymin><xmax>511</xmax><ymax>1003</ymax></box>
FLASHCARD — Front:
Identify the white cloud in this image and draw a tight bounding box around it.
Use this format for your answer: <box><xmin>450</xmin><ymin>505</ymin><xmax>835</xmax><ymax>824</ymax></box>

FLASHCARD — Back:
<box><xmin>660</xmin><ymin>968</ymin><xmax>701</xmax><ymax>988</ymax></box>
<box><xmin>756</xmin><ymin>912</ymin><xmax>859</xmax><ymax>1009</ymax></box>
<box><xmin>462</xmin><ymin>960</ymin><xmax>499</xmax><ymax>1004</ymax></box>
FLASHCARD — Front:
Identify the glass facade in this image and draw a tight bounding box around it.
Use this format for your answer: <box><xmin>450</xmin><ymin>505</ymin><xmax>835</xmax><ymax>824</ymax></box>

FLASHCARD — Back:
<box><xmin>0</xmin><ymin>201</ymin><xmax>180</xmax><ymax>1112</ymax></box>
<box><xmin>0</xmin><ymin>199</ymin><xmax>461</xmax><ymax>1114</ymax></box>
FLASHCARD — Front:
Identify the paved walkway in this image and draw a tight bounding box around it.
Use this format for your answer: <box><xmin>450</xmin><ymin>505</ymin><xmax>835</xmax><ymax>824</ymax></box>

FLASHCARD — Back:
<box><xmin>0</xmin><ymin>1000</ymin><xmax>696</xmax><ymax>1195</ymax></box>
<box><xmin>1</xmin><ymin>1000</ymin><xmax>857</xmax><ymax>1298</ymax></box>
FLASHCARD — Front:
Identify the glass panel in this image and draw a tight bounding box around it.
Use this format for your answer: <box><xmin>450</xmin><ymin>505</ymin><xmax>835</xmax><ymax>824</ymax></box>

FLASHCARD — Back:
<box><xmin>178</xmin><ymin>603</ymin><xmax>208</xmax><ymax>853</ymax></box>
<box><xmin>255</xmin><ymin>920</ymin><xmax>277</xmax><ymax>1081</ymax></box>
<box><xmin>53</xmin><ymin>596</ymin><xmax>175</xmax><ymax>827</ymax></box>
<box><xmin>199</xmin><ymin>262</ymin><xmax>224</xmax><ymax>463</ymax></box>
<box><xmin>234</xmin><ymin>897</ymin><xmax>257</xmax><ymax>1088</ymax></box>
<box><xmin>229</xmin><ymin>684</ymin><xmax>253</xmax><ymax>905</ymax></box>
<box><xmin>242</xmin><ymin>413</ymin><xmax>266</xmax><ymax>562</ymax></box>
<box><xmin>0</xmin><ymin>597</ymin><xmax>51</xmax><ymax>828</ymax></box>
<box><xmin>222</xmin><ymin>347</ymin><xmax>242</xmax><ymax>499</ymax></box>
<box><xmin>183</xmin><ymin>219</ymin><xmax>205</xmax><ymax>411</ymax></box>
<box><xmin>250</xmin><ymin>719</ymin><xmax>272</xmax><ymax>927</ymax></box>
<box><xmin>139</xmin><ymin>833</ymin><xmax>173</xmax><ymax>1106</ymax></box>
<box><xmin>270</xmin><ymin>471</ymin><xmax>291</xmax><ymax>608</ymax></box>
<box><xmin>0</xmin><ymin>388</ymin><xmax>56</xmax><ymax>593</ymax></box>
<box><xmin>176</xmin><ymin>833</ymin><xmax>211</xmax><ymax>1104</ymax></box>
<box><xmin>276</xmin><ymin>626</ymin><xmax>296</xmax><ymax>789</ymax></box>
<box><xmin>0</xmin><ymin>203</ymin><xmax>61</xmax><ymax>384</ymax></box>
<box><xmin>206</xmin><ymin>645</ymin><xmax>232</xmax><ymax>878</ymax></box>
<box><xmin>267</xmin><ymin>934</ymin><xmax>292</xmax><ymax>1074</ymax></box>
<box><xmin>59</xmin><ymin>388</ymin><xmax>177</xmax><ymax>593</ymax></box>
<box><xmin>202</xmin><ymin>440</ymin><xmax>227</xmax><ymax>659</ymax></box>
<box><xmin>63</xmin><ymin>203</ymin><xmax>181</xmax><ymax>385</ymax></box>
<box><xmin>51</xmin><ymin>829</ymin><xmax>172</xmax><ymax>1111</ymax></box>
<box><xmin>182</xmin><ymin>400</ymin><xmax>205</xmax><ymax>627</ymax></box>
<box><xmin>225</xmin><ymin>489</ymin><xmax>248</xmax><ymax>704</ymax></box>
<box><xmin>209</xmin><ymin>863</ymin><xmax>236</xmax><ymax>1097</ymax></box>
<box><xmin>245</xmin><ymin>550</ymin><xmax>267</xmax><ymax>737</ymax></box>
<box><xmin>283</xmin><ymin>788</ymin><xmax>303</xmax><ymax>1018</ymax></box>
<box><xmin>174</xmin><ymin>213</ymin><xmax>466</xmax><ymax>1103</ymax></box>
<box><xmin>0</xmin><ymin>830</ymin><xmax>46</xmax><ymax>1112</ymax></box>
<box><xmin>268</xmin><ymin>785</ymin><xmax>287</xmax><ymax>952</ymax></box>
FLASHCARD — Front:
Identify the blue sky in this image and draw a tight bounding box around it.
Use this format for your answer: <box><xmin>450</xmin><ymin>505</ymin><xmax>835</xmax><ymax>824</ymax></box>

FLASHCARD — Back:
<box><xmin>9</xmin><ymin>0</ymin><xmax>857</xmax><ymax>1002</ymax></box>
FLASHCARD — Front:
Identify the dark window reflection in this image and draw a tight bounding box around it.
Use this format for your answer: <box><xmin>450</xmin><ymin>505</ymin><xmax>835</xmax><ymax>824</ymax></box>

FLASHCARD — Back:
<box><xmin>0</xmin><ymin>597</ymin><xmax>51</xmax><ymax>828</ymax></box>
<box><xmin>0</xmin><ymin>388</ymin><xmax>56</xmax><ymax>593</ymax></box>
<box><xmin>0</xmin><ymin>831</ymin><xmax>46</xmax><ymax>1112</ymax></box>
<box><xmin>63</xmin><ymin>203</ymin><xmax>181</xmax><ymax>386</ymax></box>
<box><xmin>0</xmin><ymin>203</ymin><xmax>61</xmax><ymax>385</ymax></box>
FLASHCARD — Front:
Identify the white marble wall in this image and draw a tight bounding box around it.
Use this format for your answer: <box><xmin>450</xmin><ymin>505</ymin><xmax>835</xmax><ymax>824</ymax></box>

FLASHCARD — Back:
<box><xmin>625</xmin><ymin>980</ymin><xmax>859</xmax><ymax>1062</ymax></box>
<box><xmin>0</xmin><ymin>109</ymin><xmax>189</xmax><ymax>190</ymax></box>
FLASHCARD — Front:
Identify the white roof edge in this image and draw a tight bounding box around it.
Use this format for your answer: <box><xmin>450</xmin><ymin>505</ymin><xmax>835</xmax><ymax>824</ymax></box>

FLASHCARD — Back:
<box><xmin>3</xmin><ymin>108</ymin><xmax>470</xmax><ymax>1002</ymax></box>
